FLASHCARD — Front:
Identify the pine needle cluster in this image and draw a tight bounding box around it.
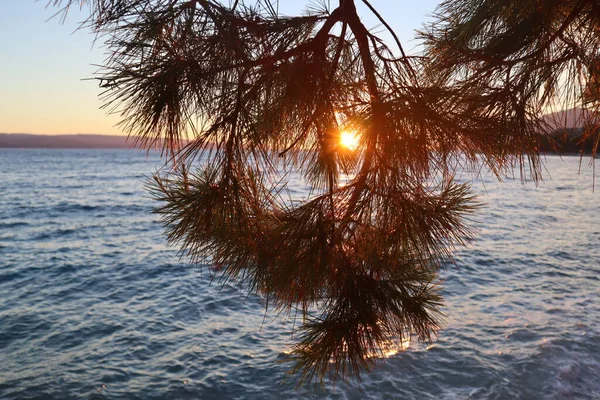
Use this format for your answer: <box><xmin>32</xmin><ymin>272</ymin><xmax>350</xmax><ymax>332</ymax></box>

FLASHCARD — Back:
<box><xmin>48</xmin><ymin>0</ymin><xmax>556</xmax><ymax>384</ymax></box>
<box><xmin>421</xmin><ymin>0</ymin><xmax>600</xmax><ymax>158</ymax></box>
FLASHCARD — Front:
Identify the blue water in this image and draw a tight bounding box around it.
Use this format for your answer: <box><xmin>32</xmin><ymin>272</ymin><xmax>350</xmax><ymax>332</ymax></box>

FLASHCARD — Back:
<box><xmin>0</xmin><ymin>149</ymin><xmax>598</xmax><ymax>399</ymax></box>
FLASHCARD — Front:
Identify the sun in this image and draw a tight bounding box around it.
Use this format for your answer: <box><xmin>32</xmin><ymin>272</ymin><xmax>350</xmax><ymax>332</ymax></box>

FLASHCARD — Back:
<box><xmin>339</xmin><ymin>130</ymin><xmax>359</xmax><ymax>150</ymax></box>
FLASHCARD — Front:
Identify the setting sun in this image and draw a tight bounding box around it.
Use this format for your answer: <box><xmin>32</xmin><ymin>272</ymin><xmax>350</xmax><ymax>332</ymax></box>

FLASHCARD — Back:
<box><xmin>339</xmin><ymin>130</ymin><xmax>359</xmax><ymax>150</ymax></box>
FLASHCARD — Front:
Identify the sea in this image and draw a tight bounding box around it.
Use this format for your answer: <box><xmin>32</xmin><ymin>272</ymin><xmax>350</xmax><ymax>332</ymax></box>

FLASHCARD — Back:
<box><xmin>0</xmin><ymin>149</ymin><xmax>598</xmax><ymax>400</ymax></box>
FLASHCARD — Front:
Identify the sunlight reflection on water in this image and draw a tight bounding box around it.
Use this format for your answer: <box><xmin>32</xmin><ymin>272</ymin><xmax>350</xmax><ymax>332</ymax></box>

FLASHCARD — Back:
<box><xmin>0</xmin><ymin>149</ymin><xmax>598</xmax><ymax>400</ymax></box>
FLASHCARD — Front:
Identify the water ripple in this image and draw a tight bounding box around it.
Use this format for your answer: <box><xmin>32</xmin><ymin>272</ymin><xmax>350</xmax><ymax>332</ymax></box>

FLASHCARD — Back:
<box><xmin>0</xmin><ymin>149</ymin><xmax>598</xmax><ymax>399</ymax></box>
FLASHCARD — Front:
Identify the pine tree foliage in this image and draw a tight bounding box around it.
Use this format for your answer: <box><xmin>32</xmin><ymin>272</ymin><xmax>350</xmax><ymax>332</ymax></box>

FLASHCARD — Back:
<box><xmin>421</xmin><ymin>0</ymin><xmax>600</xmax><ymax>158</ymax></box>
<box><xmin>49</xmin><ymin>0</ymin><xmax>545</xmax><ymax>384</ymax></box>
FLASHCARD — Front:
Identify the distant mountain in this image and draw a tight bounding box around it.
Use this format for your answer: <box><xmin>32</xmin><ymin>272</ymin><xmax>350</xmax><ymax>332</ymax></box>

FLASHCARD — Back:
<box><xmin>2</xmin><ymin>110</ymin><xmax>596</xmax><ymax>154</ymax></box>
<box><xmin>539</xmin><ymin>108</ymin><xmax>598</xmax><ymax>155</ymax></box>
<box><xmin>0</xmin><ymin>134</ymin><xmax>136</xmax><ymax>149</ymax></box>
<box><xmin>542</xmin><ymin>107</ymin><xmax>599</xmax><ymax>130</ymax></box>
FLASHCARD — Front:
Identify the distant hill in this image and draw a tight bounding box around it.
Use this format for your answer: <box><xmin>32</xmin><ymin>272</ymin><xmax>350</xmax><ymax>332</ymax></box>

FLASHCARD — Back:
<box><xmin>2</xmin><ymin>110</ymin><xmax>596</xmax><ymax>155</ymax></box>
<box><xmin>542</xmin><ymin>107</ymin><xmax>599</xmax><ymax>130</ymax></box>
<box><xmin>539</xmin><ymin>108</ymin><xmax>598</xmax><ymax>155</ymax></box>
<box><xmin>0</xmin><ymin>134</ymin><xmax>136</xmax><ymax>149</ymax></box>
<box><xmin>539</xmin><ymin>127</ymin><xmax>598</xmax><ymax>155</ymax></box>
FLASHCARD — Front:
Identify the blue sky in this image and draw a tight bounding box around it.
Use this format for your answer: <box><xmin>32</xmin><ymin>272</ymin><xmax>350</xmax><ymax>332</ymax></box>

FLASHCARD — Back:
<box><xmin>0</xmin><ymin>1</ymin><xmax>439</xmax><ymax>135</ymax></box>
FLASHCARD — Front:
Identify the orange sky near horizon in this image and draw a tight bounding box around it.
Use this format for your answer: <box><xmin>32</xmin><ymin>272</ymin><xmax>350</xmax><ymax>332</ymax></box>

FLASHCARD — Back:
<box><xmin>1</xmin><ymin>1</ymin><xmax>438</xmax><ymax>136</ymax></box>
<box><xmin>1</xmin><ymin>4</ymin><xmax>124</xmax><ymax>136</ymax></box>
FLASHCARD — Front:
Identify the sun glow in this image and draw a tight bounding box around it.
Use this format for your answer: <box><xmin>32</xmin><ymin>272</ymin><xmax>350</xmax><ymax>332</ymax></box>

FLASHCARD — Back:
<box><xmin>339</xmin><ymin>130</ymin><xmax>360</xmax><ymax>150</ymax></box>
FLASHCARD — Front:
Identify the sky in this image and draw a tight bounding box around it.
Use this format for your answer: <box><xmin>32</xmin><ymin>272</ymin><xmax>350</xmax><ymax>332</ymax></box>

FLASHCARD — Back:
<box><xmin>0</xmin><ymin>1</ymin><xmax>440</xmax><ymax>135</ymax></box>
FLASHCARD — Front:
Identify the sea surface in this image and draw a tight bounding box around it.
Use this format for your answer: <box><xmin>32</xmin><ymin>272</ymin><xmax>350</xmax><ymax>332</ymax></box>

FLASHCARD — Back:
<box><xmin>0</xmin><ymin>149</ymin><xmax>598</xmax><ymax>400</ymax></box>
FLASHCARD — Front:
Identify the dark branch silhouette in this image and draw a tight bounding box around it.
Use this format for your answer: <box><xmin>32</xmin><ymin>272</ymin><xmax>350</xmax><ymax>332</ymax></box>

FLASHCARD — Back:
<box><xmin>44</xmin><ymin>0</ymin><xmax>599</xmax><ymax>384</ymax></box>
